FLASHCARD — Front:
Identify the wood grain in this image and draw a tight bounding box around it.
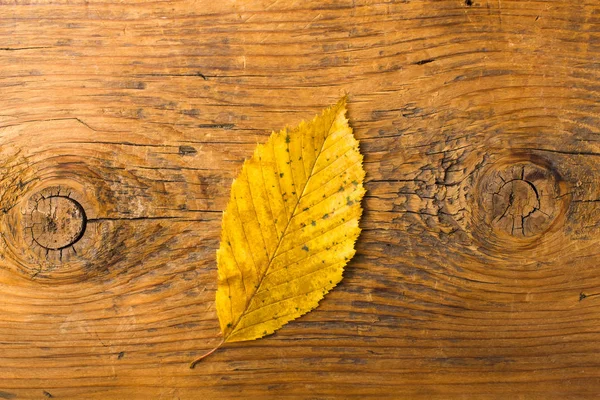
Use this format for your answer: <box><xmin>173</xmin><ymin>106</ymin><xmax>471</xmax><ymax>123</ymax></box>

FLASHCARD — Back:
<box><xmin>0</xmin><ymin>0</ymin><xmax>599</xmax><ymax>398</ymax></box>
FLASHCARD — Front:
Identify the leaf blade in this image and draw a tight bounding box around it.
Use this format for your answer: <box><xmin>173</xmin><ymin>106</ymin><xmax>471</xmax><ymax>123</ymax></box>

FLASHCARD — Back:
<box><xmin>216</xmin><ymin>97</ymin><xmax>365</xmax><ymax>342</ymax></box>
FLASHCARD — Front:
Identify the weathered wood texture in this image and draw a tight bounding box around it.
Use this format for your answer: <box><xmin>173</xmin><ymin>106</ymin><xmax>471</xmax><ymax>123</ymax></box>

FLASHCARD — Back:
<box><xmin>0</xmin><ymin>0</ymin><xmax>599</xmax><ymax>398</ymax></box>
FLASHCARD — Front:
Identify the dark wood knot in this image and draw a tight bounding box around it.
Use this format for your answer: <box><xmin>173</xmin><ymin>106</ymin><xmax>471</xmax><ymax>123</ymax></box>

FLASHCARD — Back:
<box><xmin>476</xmin><ymin>159</ymin><xmax>567</xmax><ymax>242</ymax></box>
<box><xmin>28</xmin><ymin>195</ymin><xmax>87</xmax><ymax>251</ymax></box>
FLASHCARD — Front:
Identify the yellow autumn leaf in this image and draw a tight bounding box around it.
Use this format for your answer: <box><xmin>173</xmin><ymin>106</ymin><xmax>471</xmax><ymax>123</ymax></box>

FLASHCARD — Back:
<box><xmin>191</xmin><ymin>96</ymin><xmax>365</xmax><ymax>368</ymax></box>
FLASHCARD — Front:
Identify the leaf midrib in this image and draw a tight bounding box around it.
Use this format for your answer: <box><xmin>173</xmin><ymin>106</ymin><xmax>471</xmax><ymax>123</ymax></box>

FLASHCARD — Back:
<box><xmin>225</xmin><ymin>108</ymin><xmax>340</xmax><ymax>340</ymax></box>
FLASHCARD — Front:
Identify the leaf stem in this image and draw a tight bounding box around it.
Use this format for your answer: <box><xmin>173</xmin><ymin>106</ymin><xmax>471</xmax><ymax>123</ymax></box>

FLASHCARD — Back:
<box><xmin>189</xmin><ymin>339</ymin><xmax>225</xmax><ymax>369</ymax></box>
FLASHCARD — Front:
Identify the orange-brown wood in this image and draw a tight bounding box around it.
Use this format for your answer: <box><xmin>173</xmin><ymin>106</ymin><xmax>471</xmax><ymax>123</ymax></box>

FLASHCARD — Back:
<box><xmin>1</xmin><ymin>0</ymin><xmax>599</xmax><ymax>398</ymax></box>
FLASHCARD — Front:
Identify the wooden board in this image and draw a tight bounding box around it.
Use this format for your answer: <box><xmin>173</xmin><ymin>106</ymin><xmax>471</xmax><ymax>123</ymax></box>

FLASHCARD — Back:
<box><xmin>0</xmin><ymin>0</ymin><xmax>599</xmax><ymax>398</ymax></box>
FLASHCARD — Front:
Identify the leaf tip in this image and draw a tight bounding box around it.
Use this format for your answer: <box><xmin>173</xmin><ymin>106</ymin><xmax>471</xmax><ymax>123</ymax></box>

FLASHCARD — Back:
<box><xmin>333</xmin><ymin>94</ymin><xmax>349</xmax><ymax>115</ymax></box>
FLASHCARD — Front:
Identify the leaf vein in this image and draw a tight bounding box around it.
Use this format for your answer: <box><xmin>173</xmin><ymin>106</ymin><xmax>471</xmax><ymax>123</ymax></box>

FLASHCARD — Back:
<box><xmin>222</xmin><ymin>226</ymin><xmax>249</xmax><ymax>304</ymax></box>
<box><xmin>252</xmin><ymin>262</ymin><xmax>342</xmax><ymax>308</ymax></box>
<box><xmin>244</xmin><ymin>166</ymin><xmax>271</xmax><ymax>261</ymax></box>
<box><xmin>233</xmin><ymin>187</ymin><xmax>260</xmax><ymax>278</ymax></box>
<box><xmin>270</xmin><ymin>136</ymin><xmax>290</xmax><ymax>218</ymax></box>
<box><xmin>258</xmin><ymin>152</ymin><xmax>280</xmax><ymax>242</ymax></box>
<box><xmin>275</xmin><ymin>215</ymin><xmax>357</xmax><ymax>261</ymax></box>
<box><xmin>231</xmin><ymin>285</ymin><xmax>336</xmax><ymax>336</ymax></box>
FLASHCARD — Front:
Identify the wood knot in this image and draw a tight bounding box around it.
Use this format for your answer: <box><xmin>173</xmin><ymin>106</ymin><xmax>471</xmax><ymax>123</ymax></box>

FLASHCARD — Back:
<box><xmin>0</xmin><ymin>184</ymin><xmax>103</xmax><ymax>282</ymax></box>
<box><xmin>28</xmin><ymin>195</ymin><xmax>87</xmax><ymax>251</ymax></box>
<box><xmin>476</xmin><ymin>159</ymin><xmax>567</xmax><ymax>242</ymax></box>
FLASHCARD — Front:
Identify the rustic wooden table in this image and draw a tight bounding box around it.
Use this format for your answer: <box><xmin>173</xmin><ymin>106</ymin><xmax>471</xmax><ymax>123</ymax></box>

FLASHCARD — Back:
<box><xmin>1</xmin><ymin>0</ymin><xmax>599</xmax><ymax>398</ymax></box>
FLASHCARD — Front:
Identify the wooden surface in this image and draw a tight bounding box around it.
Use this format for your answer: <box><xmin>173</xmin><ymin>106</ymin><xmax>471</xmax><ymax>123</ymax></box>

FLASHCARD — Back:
<box><xmin>0</xmin><ymin>0</ymin><xmax>599</xmax><ymax>398</ymax></box>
